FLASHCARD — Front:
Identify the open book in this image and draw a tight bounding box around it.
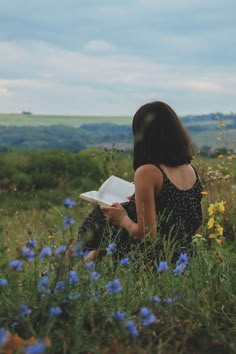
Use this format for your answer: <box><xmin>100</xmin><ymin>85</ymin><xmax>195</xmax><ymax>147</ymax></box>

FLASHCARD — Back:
<box><xmin>80</xmin><ymin>175</ymin><xmax>135</xmax><ymax>206</ymax></box>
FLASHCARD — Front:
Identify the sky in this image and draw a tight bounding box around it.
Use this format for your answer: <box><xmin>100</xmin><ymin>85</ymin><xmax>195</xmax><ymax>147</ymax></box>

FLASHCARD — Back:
<box><xmin>0</xmin><ymin>0</ymin><xmax>235</xmax><ymax>116</ymax></box>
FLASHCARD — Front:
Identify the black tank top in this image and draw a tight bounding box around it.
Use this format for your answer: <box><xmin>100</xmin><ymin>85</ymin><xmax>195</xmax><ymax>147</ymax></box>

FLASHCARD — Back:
<box><xmin>155</xmin><ymin>164</ymin><xmax>203</xmax><ymax>243</ymax></box>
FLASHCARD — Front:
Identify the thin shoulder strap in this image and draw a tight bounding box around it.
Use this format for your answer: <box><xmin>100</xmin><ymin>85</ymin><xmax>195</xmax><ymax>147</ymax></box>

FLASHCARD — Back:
<box><xmin>155</xmin><ymin>164</ymin><xmax>168</xmax><ymax>178</ymax></box>
<box><xmin>191</xmin><ymin>164</ymin><xmax>200</xmax><ymax>181</ymax></box>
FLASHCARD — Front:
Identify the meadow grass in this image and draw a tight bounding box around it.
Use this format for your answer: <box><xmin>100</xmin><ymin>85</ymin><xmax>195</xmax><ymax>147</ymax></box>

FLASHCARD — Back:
<box><xmin>0</xmin><ymin>151</ymin><xmax>236</xmax><ymax>353</ymax></box>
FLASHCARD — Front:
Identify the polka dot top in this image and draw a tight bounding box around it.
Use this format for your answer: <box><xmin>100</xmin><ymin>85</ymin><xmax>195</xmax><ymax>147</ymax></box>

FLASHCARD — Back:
<box><xmin>155</xmin><ymin>164</ymin><xmax>203</xmax><ymax>243</ymax></box>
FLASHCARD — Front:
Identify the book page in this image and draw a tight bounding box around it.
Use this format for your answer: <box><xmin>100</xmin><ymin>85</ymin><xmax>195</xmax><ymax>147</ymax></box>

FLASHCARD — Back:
<box><xmin>98</xmin><ymin>175</ymin><xmax>134</xmax><ymax>200</ymax></box>
<box><xmin>80</xmin><ymin>190</ymin><xmax>130</xmax><ymax>206</ymax></box>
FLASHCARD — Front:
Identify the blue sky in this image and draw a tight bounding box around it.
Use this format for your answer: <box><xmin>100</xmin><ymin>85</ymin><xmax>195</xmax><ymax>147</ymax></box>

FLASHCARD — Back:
<box><xmin>0</xmin><ymin>0</ymin><xmax>235</xmax><ymax>115</ymax></box>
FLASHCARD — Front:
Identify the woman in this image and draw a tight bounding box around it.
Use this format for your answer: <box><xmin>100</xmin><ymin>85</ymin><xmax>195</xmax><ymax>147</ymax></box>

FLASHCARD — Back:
<box><xmin>70</xmin><ymin>101</ymin><xmax>203</xmax><ymax>262</ymax></box>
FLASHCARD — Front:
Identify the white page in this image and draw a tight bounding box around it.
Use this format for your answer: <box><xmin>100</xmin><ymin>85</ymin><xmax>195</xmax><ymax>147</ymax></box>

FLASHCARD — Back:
<box><xmin>99</xmin><ymin>175</ymin><xmax>134</xmax><ymax>200</ymax></box>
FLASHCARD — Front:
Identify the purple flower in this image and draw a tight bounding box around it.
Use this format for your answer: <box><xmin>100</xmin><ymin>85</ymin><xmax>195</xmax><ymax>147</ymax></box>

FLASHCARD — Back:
<box><xmin>106</xmin><ymin>279</ymin><xmax>122</xmax><ymax>294</ymax></box>
<box><xmin>49</xmin><ymin>306</ymin><xmax>62</xmax><ymax>318</ymax></box>
<box><xmin>112</xmin><ymin>310</ymin><xmax>126</xmax><ymax>321</ymax></box>
<box><xmin>156</xmin><ymin>261</ymin><xmax>168</xmax><ymax>272</ymax></box>
<box><xmin>55</xmin><ymin>281</ymin><xmax>66</xmax><ymax>294</ymax></box>
<box><xmin>85</xmin><ymin>261</ymin><xmax>95</xmax><ymax>271</ymax></box>
<box><xmin>0</xmin><ymin>328</ymin><xmax>8</xmax><ymax>348</ymax></box>
<box><xmin>39</xmin><ymin>246</ymin><xmax>52</xmax><ymax>260</ymax></box>
<box><xmin>91</xmin><ymin>271</ymin><xmax>101</xmax><ymax>282</ymax></box>
<box><xmin>54</xmin><ymin>245</ymin><xmax>67</xmax><ymax>256</ymax></box>
<box><xmin>21</xmin><ymin>246</ymin><xmax>36</xmax><ymax>262</ymax></box>
<box><xmin>125</xmin><ymin>320</ymin><xmax>139</xmax><ymax>337</ymax></box>
<box><xmin>104</xmin><ymin>145</ymin><xmax>109</xmax><ymax>152</ymax></box>
<box><xmin>25</xmin><ymin>342</ymin><xmax>47</xmax><ymax>354</ymax></box>
<box><xmin>152</xmin><ymin>295</ymin><xmax>161</xmax><ymax>304</ymax></box>
<box><xmin>0</xmin><ymin>279</ymin><xmax>8</xmax><ymax>287</ymax></box>
<box><xmin>63</xmin><ymin>216</ymin><xmax>75</xmax><ymax>228</ymax></box>
<box><xmin>139</xmin><ymin>307</ymin><xmax>156</xmax><ymax>326</ymax></box>
<box><xmin>37</xmin><ymin>276</ymin><xmax>50</xmax><ymax>294</ymax></box>
<box><xmin>27</xmin><ymin>239</ymin><xmax>37</xmax><ymax>248</ymax></box>
<box><xmin>63</xmin><ymin>198</ymin><xmax>76</xmax><ymax>208</ymax></box>
<box><xmin>69</xmin><ymin>270</ymin><xmax>79</xmax><ymax>285</ymax></box>
<box><xmin>9</xmin><ymin>259</ymin><xmax>23</xmax><ymax>271</ymax></box>
<box><xmin>120</xmin><ymin>257</ymin><xmax>130</xmax><ymax>266</ymax></box>
<box><xmin>106</xmin><ymin>243</ymin><xmax>116</xmax><ymax>255</ymax></box>
<box><xmin>19</xmin><ymin>304</ymin><xmax>32</xmax><ymax>316</ymax></box>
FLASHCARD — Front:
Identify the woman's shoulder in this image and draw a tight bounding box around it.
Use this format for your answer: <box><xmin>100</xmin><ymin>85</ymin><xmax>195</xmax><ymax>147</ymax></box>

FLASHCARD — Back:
<box><xmin>134</xmin><ymin>164</ymin><xmax>163</xmax><ymax>188</ymax></box>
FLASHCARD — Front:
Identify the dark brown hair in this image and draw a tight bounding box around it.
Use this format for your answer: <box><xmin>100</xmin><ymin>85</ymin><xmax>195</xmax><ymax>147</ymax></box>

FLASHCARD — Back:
<box><xmin>132</xmin><ymin>101</ymin><xmax>194</xmax><ymax>170</ymax></box>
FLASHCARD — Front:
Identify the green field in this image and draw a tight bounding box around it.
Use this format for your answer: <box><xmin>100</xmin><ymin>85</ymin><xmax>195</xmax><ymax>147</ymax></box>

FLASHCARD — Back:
<box><xmin>0</xmin><ymin>113</ymin><xmax>132</xmax><ymax>127</ymax></box>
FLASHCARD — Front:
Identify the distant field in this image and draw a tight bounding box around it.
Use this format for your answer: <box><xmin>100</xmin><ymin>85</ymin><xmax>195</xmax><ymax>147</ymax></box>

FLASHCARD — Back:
<box><xmin>0</xmin><ymin>113</ymin><xmax>132</xmax><ymax>127</ymax></box>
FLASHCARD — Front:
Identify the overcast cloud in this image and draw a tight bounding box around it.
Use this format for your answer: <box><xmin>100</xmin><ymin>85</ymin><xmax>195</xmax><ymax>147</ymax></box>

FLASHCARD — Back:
<box><xmin>0</xmin><ymin>0</ymin><xmax>235</xmax><ymax>115</ymax></box>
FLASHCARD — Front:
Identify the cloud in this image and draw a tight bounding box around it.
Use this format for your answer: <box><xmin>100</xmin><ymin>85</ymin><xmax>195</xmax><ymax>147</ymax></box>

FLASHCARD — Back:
<box><xmin>84</xmin><ymin>40</ymin><xmax>116</xmax><ymax>53</ymax></box>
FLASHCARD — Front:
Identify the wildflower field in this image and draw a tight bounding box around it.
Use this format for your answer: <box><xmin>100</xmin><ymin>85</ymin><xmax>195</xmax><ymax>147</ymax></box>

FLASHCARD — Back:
<box><xmin>0</xmin><ymin>146</ymin><xmax>236</xmax><ymax>354</ymax></box>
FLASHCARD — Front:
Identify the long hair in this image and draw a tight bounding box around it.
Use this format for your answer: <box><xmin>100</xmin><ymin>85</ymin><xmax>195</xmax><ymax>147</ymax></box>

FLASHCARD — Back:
<box><xmin>132</xmin><ymin>101</ymin><xmax>194</xmax><ymax>170</ymax></box>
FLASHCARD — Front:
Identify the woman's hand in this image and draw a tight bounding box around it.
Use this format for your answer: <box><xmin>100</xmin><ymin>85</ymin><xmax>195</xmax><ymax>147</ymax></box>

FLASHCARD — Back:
<box><xmin>101</xmin><ymin>203</ymin><xmax>128</xmax><ymax>226</ymax></box>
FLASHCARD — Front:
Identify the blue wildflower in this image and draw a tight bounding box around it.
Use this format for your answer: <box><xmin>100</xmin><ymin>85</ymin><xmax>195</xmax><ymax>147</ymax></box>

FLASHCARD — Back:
<box><xmin>54</xmin><ymin>245</ymin><xmax>67</xmax><ymax>256</ymax></box>
<box><xmin>139</xmin><ymin>307</ymin><xmax>156</xmax><ymax>326</ymax></box>
<box><xmin>85</xmin><ymin>261</ymin><xmax>95</xmax><ymax>271</ymax></box>
<box><xmin>152</xmin><ymin>295</ymin><xmax>161</xmax><ymax>304</ymax></box>
<box><xmin>27</xmin><ymin>239</ymin><xmax>37</xmax><ymax>248</ymax></box>
<box><xmin>80</xmin><ymin>249</ymin><xmax>89</xmax><ymax>258</ymax></box>
<box><xmin>106</xmin><ymin>243</ymin><xmax>116</xmax><ymax>255</ymax></box>
<box><xmin>63</xmin><ymin>216</ymin><xmax>75</xmax><ymax>228</ymax></box>
<box><xmin>69</xmin><ymin>270</ymin><xmax>79</xmax><ymax>285</ymax></box>
<box><xmin>112</xmin><ymin>310</ymin><xmax>126</xmax><ymax>321</ymax></box>
<box><xmin>55</xmin><ymin>280</ymin><xmax>66</xmax><ymax>294</ymax></box>
<box><xmin>39</xmin><ymin>246</ymin><xmax>52</xmax><ymax>260</ymax></box>
<box><xmin>25</xmin><ymin>342</ymin><xmax>47</xmax><ymax>354</ymax></box>
<box><xmin>9</xmin><ymin>259</ymin><xmax>23</xmax><ymax>271</ymax></box>
<box><xmin>173</xmin><ymin>263</ymin><xmax>186</xmax><ymax>276</ymax></box>
<box><xmin>125</xmin><ymin>320</ymin><xmax>139</xmax><ymax>337</ymax></box>
<box><xmin>120</xmin><ymin>257</ymin><xmax>130</xmax><ymax>266</ymax></box>
<box><xmin>63</xmin><ymin>198</ymin><xmax>76</xmax><ymax>208</ymax></box>
<box><xmin>19</xmin><ymin>304</ymin><xmax>32</xmax><ymax>316</ymax></box>
<box><xmin>163</xmin><ymin>297</ymin><xmax>173</xmax><ymax>304</ymax></box>
<box><xmin>0</xmin><ymin>328</ymin><xmax>8</xmax><ymax>348</ymax></box>
<box><xmin>91</xmin><ymin>271</ymin><xmax>101</xmax><ymax>282</ymax></box>
<box><xmin>0</xmin><ymin>279</ymin><xmax>8</xmax><ymax>287</ymax></box>
<box><xmin>106</xmin><ymin>278</ymin><xmax>122</xmax><ymax>294</ymax></box>
<box><xmin>156</xmin><ymin>261</ymin><xmax>168</xmax><ymax>272</ymax></box>
<box><xmin>176</xmin><ymin>252</ymin><xmax>189</xmax><ymax>266</ymax></box>
<box><xmin>21</xmin><ymin>246</ymin><xmax>36</xmax><ymax>262</ymax></box>
<box><xmin>49</xmin><ymin>306</ymin><xmax>62</xmax><ymax>318</ymax></box>
<box><xmin>37</xmin><ymin>276</ymin><xmax>50</xmax><ymax>294</ymax></box>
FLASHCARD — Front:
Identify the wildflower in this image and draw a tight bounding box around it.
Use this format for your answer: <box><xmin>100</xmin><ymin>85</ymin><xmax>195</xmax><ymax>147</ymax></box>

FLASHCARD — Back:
<box><xmin>19</xmin><ymin>304</ymin><xmax>32</xmax><ymax>316</ymax></box>
<box><xmin>152</xmin><ymin>296</ymin><xmax>161</xmax><ymax>304</ymax></box>
<box><xmin>207</xmin><ymin>217</ymin><xmax>215</xmax><ymax>229</ymax></box>
<box><xmin>0</xmin><ymin>328</ymin><xmax>8</xmax><ymax>348</ymax></box>
<box><xmin>208</xmin><ymin>204</ymin><xmax>215</xmax><ymax>216</ymax></box>
<box><xmin>9</xmin><ymin>259</ymin><xmax>23</xmax><ymax>271</ymax></box>
<box><xmin>54</xmin><ymin>245</ymin><xmax>67</xmax><ymax>256</ymax></box>
<box><xmin>163</xmin><ymin>297</ymin><xmax>173</xmax><ymax>304</ymax></box>
<box><xmin>104</xmin><ymin>145</ymin><xmax>109</xmax><ymax>152</ymax></box>
<box><xmin>215</xmin><ymin>239</ymin><xmax>223</xmax><ymax>246</ymax></box>
<box><xmin>106</xmin><ymin>279</ymin><xmax>122</xmax><ymax>294</ymax></box>
<box><xmin>173</xmin><ymin>263</ymin><xmax>186</xmax><ymax>276</ymax></box>
<box><xmin>63</xmin><ymin>198</ymin><xmax>76</xmax><ymax>208</ymax></box>
<box><xmin>55</xmin><ymin>281</ymin><xmax>66</xmax><ymax>294</ymax></box>
<box><xmin>85</xmin><ymin>261</ymin><xmax>95</xmax><ymax>271</ymax></box>
<box><xmin>21</xmin><ymin>246</ymin><xmax>36</xmax><ymax>262</ymax></box>
<box><xmin>216</xmin><ymin>224</ymin><xmax>224</xmax><ymax>236</ymax></box>
<box><xmin>156</xmin><ymin>261</ymin><xmax>168</xmax><ymax>272</ymax></box>
<box><xmin>120</xmin><ymin>257</ymin><xmax>130</xmax><ymax>266</ymax></box>
<box><xmin>139</xmin><ymin>307</ymin><xmax>156</xmax><ymax>326</ymax></box>
<box><xmin>201</xmin><ymin>191</ymin><xmax>208</xmax><ymax>195</ymax></box>
<box><xmin>91</xmin><ymin>271</ymin><xmax>101</xmax><ymax>282</ymax></box>
<box><xmin>106</xmin><ymin>243</ymin><xmax>116</xmax><ymax>255</ymax></box>
<box><xmin>125</xmin><ymin>320</ymin><xmax>139</xmax><ymax>337</ymax></box>
<box><xmin>25</xmin><ymin>342</ymin><xmax>47</xmax><ymax>354</ymax></box>
<box><xmin>63</xmin><ymin>216</ymin><xmax>75</xmax><ymax>228</ymax></box>
<box><xmin>49</xmin><ymin>306</ymin><xmax>62</xmax><ymax>318</ymax></box>
<box><xmin>37</xmin><ymin>276</ymin><xmax>50</xmax><ymax>294</ymax></box>
<box><xmin>176</xmin><ymin>253</ymin><xmax>189</xmax><ymax>267</ymax></box>
<box><xmin>68</xmin><ymin>292</ymin><xmax>80</xmax><ymax>300</ymax></box>
<box><xmin>71</xmin><ymin>242</ymin><xmax>81</xmax><ymax>257</ymax></box>
<box><xmin>209</xmin><ymin>233</ymin><xmax>216</xmax><ymax>239</ymax></box>
<box><xmin>0</xmin><ymin>279</ymin><xmax>8</xmax><ymax>287</ymax></box>
<box><xmin>27</xmin><ymin>239</ymin><xmax>37</xmax><ymax>248</ymax></box>
<box><xmin>39</xmin><ymin>247</ymin><xmax>52</xmax><ymax>260</ymax></box>
<box><xmin>69</xmin><ymin>270</ymin><xmax>79</xmax><ymax>285</ymax></box>
<box><xmin>217</xmin><ymin>201</ymin><xmax>225</xmax><ymax>213</ymax></box>
<box><xmin>112</xmin><ymin>310</ymin><xmax>126</xmax><ymax>321</ymax></box>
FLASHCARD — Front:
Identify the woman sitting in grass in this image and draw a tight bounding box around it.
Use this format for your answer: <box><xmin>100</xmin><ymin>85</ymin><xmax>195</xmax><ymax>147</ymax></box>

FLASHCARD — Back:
<box><xmin>69</xmin><ymin>101</ymin><xmax>203</xmax><ymax>262</ymax></box>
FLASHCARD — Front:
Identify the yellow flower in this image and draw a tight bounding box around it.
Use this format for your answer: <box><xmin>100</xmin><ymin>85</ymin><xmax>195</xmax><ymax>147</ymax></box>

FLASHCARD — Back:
<box><xmin>217</xmin><ymin>201</ymin><xmax>225</xmax><ymax>213</ymax></box>
<box><xmin>218</xmin><ymin>154</ymin><xmax>224</xmax><ymax>159</ymax></box>
<box><xmin>209</xmin><ymin>233</ymin><xmax>216</xmax><ymax>239</ymax></box>
<box><xmin>215</xmin><ymin>239</ymin><xmax>223</xmax><ymax>246</ymax></box>
<box><xmin>216</xmin><ymin>224</ymin><xmax>224</xmax><ymax>236</ymax></box>
<box><xmin>201</xmin><ymin>191</ymin><xmax>208</xmax><ymax>196</ymax></box>
<box><xmin>207</xmin><ymin>217</ymin><xmax>215</xmax><ymax>229</ymax></box>
<box><xmin>208</xmin><ymin>204</ymin><xmax>215</xmax><ymax>216</ymax></box>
